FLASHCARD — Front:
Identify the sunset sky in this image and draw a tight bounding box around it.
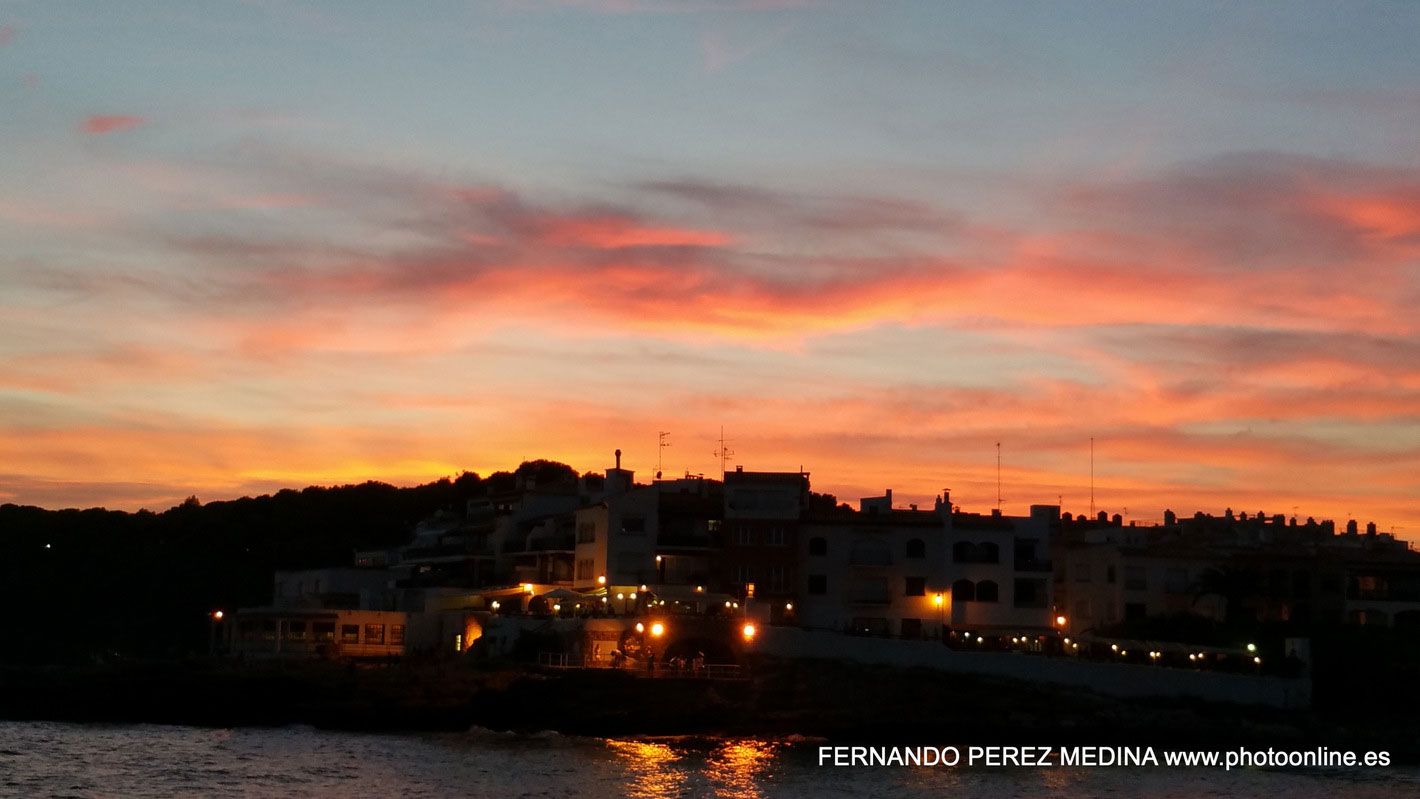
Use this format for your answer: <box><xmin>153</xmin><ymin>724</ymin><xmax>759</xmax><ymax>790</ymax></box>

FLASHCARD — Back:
<box><xmin>2</xmin><ymin>2</ymin><xmax>1418</xmax><ymax>538</ymax></box>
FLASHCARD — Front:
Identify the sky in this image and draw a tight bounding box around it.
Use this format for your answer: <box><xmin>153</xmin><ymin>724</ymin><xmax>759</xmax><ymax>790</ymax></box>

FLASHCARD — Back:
<box><xmin>1</xmin><ymin>1</ymin><xmax>1418</xmax><ymax>538</ymax></box>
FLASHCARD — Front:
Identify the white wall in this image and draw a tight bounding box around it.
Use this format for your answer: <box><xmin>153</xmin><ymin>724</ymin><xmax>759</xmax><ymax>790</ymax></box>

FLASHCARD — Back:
<box><xmin>756</xmin><ymin>627</ymin><xmax>1310</xmax><ymax>709</ymax></box>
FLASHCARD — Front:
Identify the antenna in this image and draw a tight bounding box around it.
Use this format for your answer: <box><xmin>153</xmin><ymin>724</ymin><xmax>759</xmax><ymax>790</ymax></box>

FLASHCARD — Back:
<box><xmin>1089</xmin><ymin>437</ymin><xmax>1095</xmax><ymax>517</ymax></box>
<box><xmin>996</xmin><ymin>441</ymin><xmax>1002</xmax><ymax>512</ymax></box>
<box><xmin>657</xmin><ymin>431</ymin><xmax>671</xmax><ymax>475</ymax></box>
<box><xmin>713</xmin><ymin>426</ymin><xmax>735</xmax><ymax>478</ymax></box>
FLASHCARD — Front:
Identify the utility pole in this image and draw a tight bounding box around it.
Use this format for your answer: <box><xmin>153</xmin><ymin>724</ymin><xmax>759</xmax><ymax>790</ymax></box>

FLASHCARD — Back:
<box><xmin>1090</xmin><ymin>437</ymin><xmax>1095</xmax><ymax>517</ymax></box>
<box><xmin>996</xmin><ymin>441</ymin><xmax>1002</xmax><ymax>512</ymax></box>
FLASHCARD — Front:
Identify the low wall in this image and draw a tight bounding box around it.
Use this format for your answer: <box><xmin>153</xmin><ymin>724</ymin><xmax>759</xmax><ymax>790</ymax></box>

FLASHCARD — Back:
<box><xmin>758</xmin><ymin>628</ymin><xmax>1310</xmax><ymax>709</ymax></box>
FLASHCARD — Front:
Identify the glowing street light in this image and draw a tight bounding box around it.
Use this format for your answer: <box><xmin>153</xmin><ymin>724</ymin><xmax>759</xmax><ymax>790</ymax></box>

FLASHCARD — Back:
<box><xmin>1055</xmin><ymin>615</ymin><xmax>1067</xmax><ymax>627</ymax></box>
<box><xmin>491</xmin><ymin>601</ymin><xmax>501</xmax><ymax>612</ymax></box>
<box><xmin>1247</xmin><ymin>643</ymin><xmax>1257</xmax><ymax>653</ymax></box>
<box><xmin>211</xmin><ymin>610</ymin><xmax>224</xmax><ymax>621</ymax></box>
<box><xmin>742</xmin><ymin>623</ymin><xmax>756</xmax><ymax>641</ymax></box>
<box><xmin>635</xmin><ymin>622</ymin><xmax>645</xmax><ymax>633</ymax></box>
<box><xmin>650</xmin><ymin>622</ymin><xmax>664</xmax><ymax>637</ymax></box>
<box><xmin>598</xmin><ymin>575</ymin><xmax>606</xmax><ymax>585</ymax></box>
<box><xmin>523</xmin><ymin>583</ymin><xmax>534</xmax><ymax>594</ymax></box>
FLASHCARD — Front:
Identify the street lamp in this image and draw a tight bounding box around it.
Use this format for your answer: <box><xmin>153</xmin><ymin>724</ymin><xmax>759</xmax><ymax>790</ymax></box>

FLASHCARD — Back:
<box><xmin>742</xmin><ymin>623</ymin><xmax>756</xmax><ymax>641</ymax></box>
<box><xmin>650</xmin><ymin>622</ymin><xmax>664</xmax><ymax>637</ymax></box>
<box><xmin>208</xmin><ymin>610</ymin><xmax>225</xmax><ymax>656</ymax></box>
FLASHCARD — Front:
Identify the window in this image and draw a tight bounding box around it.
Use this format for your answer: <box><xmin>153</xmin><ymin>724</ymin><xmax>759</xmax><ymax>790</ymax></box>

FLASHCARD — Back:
<box><xmin>261</xmin><ymin>620</ymin><xmax>277</xmax><ymax>641</ymax></box>
<box><xmin>364</xmin><ymin>624</ymin><xmax>385</xmax><ymax>645</ymax></box>
<box><xmin>341</xmin><ymin>624</ymin><xmax>359</xmax><ymax>644</ymax></box>
<box><xmin>313</xmin><ymin>579</ymin><xmax>322</xmax><ymax>594</ymax></box>
<box><xmin>769</xmin><ymin>565</ymin><xmax>788</xmax><ymax>593</ymax></box>
<box><xmin>808</xmin><ymin>536</ymin><xmax>827</xmax><ymax>556</ymax></box>
<box><xmin>952</xmin><ymin>579</ymin><xmax>975</xmax><ymax>602</ymax></box>
<box><xmin>978</xmin><ymin>542</ymin><xmax>1000</xmax><ymax>563</ymax></box>
<box><xmin>623</xmin><ymin>517</ymin><xmax>646</xmax><ymax>534</ymax></box>
<box><xmin>1106</xmin><ymin>565</ymin><xmax>1116</xmax><ymax>584</ymax></box>
<box><xmin>906</xmin><ymin>538</ymin><xmax>926</xmax><ymax>559</ymax></box>
<box><xmin>808</xmin><ymin>574</ymin><xmax>828</xmax><ymax>595</ymax></box>
<box><xmin>284</xmin><ymin>621</ymin><xmax>307</xmax><ymax>641</ymax></box>
<box><xmin>1165</xmin><ymin>568</ymin><xmax>1188</xmax><ymax>594</ymax></box>
<box><xmin>768</xmin><ymin>527</ymin><xmax>787</xmax><ymax>547</ymax></box>
<box><xmin>1074</xmin><ymin>562</ymin><xmax>1091</xmax><ymax>582</ymax></box>
<box><xmin>1013</xmin><ymin>578</ymin><xmax>1047</xmax><ymax>608</ymax></box>
<box><xmin>734</xmin><ymin>564</ymin><xmax>754</xmax><ymax>584</ymax></box>
<box><xmin>904</xmin><ymin>577</ymin><xmax>926</xmax><ymax>596</ymax></box>
<box><xmin>313</xmin><ymin>622</ymin><xmax>335</xmax><ymax>642</ymax></box>
<box><xmin>577</xmin><ymin>522</ymin><xmax>596</xmax><ymax>544</ymax></box>
<box><xmin>976</xmin><ymin>581</ymin><xmax>999</xmax><ymax>603</ymax></box>
<box><xmin>953</xmin><ymin>542</ymin><xmax>976</xmax><ymax>563</ymax></box>
<box><xmin>852</xmin><ymin>577</ymin><xmax>890</xmax><ymax>604</ymax></box>
<box><xmin>389</xmin><ymin>624</ymin><xmax>405</xmax><ymax>645</ymax></box>
<box><xmin>736</xmin><ymin>525</ymin><xmax>753</xmax><ymax>546</ymax></box>
<box><xmin>614</xmin><ymin>550</ymin><xmax>641</xmax><ymax>576</ymax></box>
<box><xmin>900</xmin><ymin>618</ymin><xmax>923</xmax><ymax>639</ymax></box>
<box><xmin>576</xmin><ymin>559</ymin><xmax>594</xmax><ymax>581</ymax></box>
<box><xmin>1124</xmin><ymin>565</ymin><xmax>1147</xmax><ymax>591</ymax></box>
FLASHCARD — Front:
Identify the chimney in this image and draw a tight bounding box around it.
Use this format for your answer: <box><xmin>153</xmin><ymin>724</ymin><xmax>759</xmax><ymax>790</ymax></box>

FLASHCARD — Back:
<box><xmin>615</xmin><ymin>449</ymin><xmax>621</xmax><ymax>469</ymax></box>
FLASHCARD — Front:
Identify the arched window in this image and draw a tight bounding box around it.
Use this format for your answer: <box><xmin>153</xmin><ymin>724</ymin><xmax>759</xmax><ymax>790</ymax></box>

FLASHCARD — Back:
<box><xmin>952</xmin><ymin>579</ymin><xmax>975</xmax><ymax>602</ymax></box>
<box><xmin>906</xmin><ymin>538</ymin><xmax>926</xmax><ymax>559</ymax></box>
<box><xmin>953</xmin><ymin>542</ymin><xmax>976</xmax><ymax>563</ymax></box>
<box><xmin>808</xmin><ymin>536</ymin><xmax>828</xmax><ymax>556</ymax></box>
<box><xmin>979</xmin><ymin>542</ymin><xmax>1000</xmax><ymax>564</ymax></box>
<box><xmin>977</xmin><ymin>580</ymin><xmax>999</xmax><ymax>602</ymax></box>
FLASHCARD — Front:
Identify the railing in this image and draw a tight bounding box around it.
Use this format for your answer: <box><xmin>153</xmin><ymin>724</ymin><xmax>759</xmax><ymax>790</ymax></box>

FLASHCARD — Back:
<box><xmin>402</xmin><ymin>543</ymin><xmax>493</xmax><ymax>560</ymax></box>
<box><xmin>536</xmin><ymin>652</ymin><xmax>745</xmax><ymax>679</ymax></box>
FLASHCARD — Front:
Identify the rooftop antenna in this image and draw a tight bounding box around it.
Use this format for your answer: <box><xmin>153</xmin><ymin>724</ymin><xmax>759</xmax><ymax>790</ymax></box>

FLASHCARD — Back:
<box><xmin>996</xmin><ymin>441</ymin><xmax>1002</xmax><ymax>512</ymax></box>
<box><xmin>713</xmin><ymin>426</ymin><xmax>734</xmax><ymax>478</ymax></box>
<box><xmin>657</xmin><ymin>431</ymin><xmax>671</xmax><ymax>476</ymax></box>
<box><xmin>1089</xmin><ymin>437</ymin><xmax>1095</xmax><ymax>517</ymax></box>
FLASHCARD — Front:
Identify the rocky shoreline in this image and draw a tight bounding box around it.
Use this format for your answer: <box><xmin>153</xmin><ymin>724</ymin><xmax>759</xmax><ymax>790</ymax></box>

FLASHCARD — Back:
<box><xmin>2</xmin><ymin>657</ymin><xmax>1413</xmax><ymax>763</ymax></box>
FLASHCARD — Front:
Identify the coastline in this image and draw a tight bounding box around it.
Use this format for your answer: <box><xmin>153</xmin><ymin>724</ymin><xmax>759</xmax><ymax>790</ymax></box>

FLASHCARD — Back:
<box><xmin>3</xmin><ymin>657</ymin><xmax>1413</xmax><ymax>763</ymax></box>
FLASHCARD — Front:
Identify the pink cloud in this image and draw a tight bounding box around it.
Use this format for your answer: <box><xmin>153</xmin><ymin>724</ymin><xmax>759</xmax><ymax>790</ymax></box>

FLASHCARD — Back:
<box><xmin>82</xmin><ymin>115</ymin><xmax>147</xmax><ymax>135</ymax></box>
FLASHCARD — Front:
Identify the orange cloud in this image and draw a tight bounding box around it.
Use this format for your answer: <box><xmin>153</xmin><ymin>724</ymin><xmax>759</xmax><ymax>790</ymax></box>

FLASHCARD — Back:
<box><xmin>82</xmin><ymin>115</ymin><xmax>147</xmax><ymax>135</ymax></box>
<box><xmin>537</xmin><ymin>216</ymin><xmax>731</xmax><ymax>249</ymax></box>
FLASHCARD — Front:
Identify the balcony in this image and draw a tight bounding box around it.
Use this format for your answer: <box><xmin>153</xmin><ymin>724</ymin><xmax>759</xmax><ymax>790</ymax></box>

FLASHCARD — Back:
<box><xmin>657</xmin><ymin>534</ymin><xmax>716</xmax><ymax>550</ymax></box>
<box><xmin>402</xmin><ymin>543</ymin><xmax>493</xmax><ymax>562</ymax></box>
<box><xmin>849</xmin><ymin>551</ymin><xmax>892</xmax><ymax>567</ymax></box>
<box><xmin>1014</xmin><ymin>558</ymin><xmax>1053</xmax><ymax>573</ymax></box>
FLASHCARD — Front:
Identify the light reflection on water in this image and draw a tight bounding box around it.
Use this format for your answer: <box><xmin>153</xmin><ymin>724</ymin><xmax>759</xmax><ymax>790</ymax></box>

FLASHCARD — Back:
<box><xmin>2</xmin><ymin>721</ymin><xmax>1418</xmax><ymax>799</ymax></box>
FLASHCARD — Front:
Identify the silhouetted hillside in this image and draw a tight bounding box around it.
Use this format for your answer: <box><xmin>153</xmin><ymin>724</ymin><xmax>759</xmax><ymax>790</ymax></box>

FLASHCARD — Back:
<box><xmin>0</xmin><ymin>470</ymin><xmax>496</xmax><ymax>662</ymax></box>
